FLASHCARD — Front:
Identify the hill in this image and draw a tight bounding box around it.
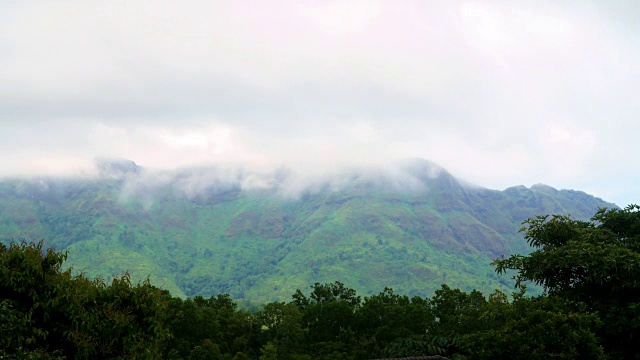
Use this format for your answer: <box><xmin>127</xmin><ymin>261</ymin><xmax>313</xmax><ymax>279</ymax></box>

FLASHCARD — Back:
<box><xmin>0</xmin><ymin>159</ymin><xmax>616</xmax><ymax>301</ymax></box>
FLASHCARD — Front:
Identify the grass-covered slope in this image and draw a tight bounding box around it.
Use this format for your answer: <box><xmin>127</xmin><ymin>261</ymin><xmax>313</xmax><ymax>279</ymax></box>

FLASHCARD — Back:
<box><xmin>0</xmin><ymin>159</ymin><xmax>616</xmax><ymax>302</ymax></box>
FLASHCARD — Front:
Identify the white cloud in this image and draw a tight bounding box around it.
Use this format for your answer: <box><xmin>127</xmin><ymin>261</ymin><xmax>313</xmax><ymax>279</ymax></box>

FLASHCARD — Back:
<box><xmin>301</xmin><ymin>0</ymin><xmax>382</xmax><ymax>36</ymax></box>
<box><xmin>0</xmin><ymin>0</ymin><xmax>638</xmax><ymax>206</ymax></box>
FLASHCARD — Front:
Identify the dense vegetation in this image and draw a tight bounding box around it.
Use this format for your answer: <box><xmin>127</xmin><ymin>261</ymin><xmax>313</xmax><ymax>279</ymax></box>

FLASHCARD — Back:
<box><xmin>4</xmin><ymin>205</ymin><xmax>640</xmax><ymax>359</ymax></box>
<box><xmin>0</xmin><ymin>159</ymin><xmax>615</xmax><ymax>301</ymax></box>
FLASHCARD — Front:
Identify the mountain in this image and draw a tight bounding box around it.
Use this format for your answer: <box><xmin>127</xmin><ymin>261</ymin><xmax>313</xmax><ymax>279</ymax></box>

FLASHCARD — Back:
<box><xmin>0</xmin><ymin>159</ymin><xmax>616</xmax><ymax>302</ymax></box>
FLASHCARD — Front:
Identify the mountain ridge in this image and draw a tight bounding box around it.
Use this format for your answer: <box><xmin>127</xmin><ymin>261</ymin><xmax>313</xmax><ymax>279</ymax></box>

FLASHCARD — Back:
<box><xmin>0</xmin><ymin>159</ymin><xmax>617</xmax><ymax>301</ymax></box>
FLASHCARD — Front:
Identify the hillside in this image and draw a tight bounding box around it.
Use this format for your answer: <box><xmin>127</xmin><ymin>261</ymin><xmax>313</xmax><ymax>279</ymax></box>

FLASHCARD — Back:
<box><xmin>0</xmin><ymin>159</ymin><xmax>616</xmax><ymax>302</ymax></box>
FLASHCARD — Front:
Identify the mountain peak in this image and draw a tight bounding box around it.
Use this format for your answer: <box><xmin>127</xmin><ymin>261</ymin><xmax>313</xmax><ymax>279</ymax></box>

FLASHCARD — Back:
<box><xmin>530</xmin><ymin>183</ymin><xmax>557</xmax><ymax>192</ymax></box>
<box><xmin>94</xmin><ymin>158</ymin><xmax>140</xmax><ymax>178</ymax></box>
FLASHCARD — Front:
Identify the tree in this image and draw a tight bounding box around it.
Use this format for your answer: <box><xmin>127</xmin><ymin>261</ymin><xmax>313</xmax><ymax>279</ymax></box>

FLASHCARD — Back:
<box><xmin>0</xmin><ymin>241</ymin><xmax>171</xmax><ymax>359</ymax></box>
<box><xmin>163</xmin><ymin>294</ymin><xmax>259</xmax><ymax>359</ymax></box>
<box><xmin>259</xmin><ymin>342</ymin><xmax>278</xmax><ymax>360</ymax></box>
<box><xmin>258</xmin><ymin>302</ymin><xmax>305</xmax><ymax>359</ymax></box>
<box><xmin>429</xmin><ymin>284</ymin><xmax>486</xmax><ymax>338</ymax></box>
<box><xmin>459</xmin><ymin>290</ymin><xmax>604</xmax><ymax>359</ymax></box>
<box><xmin>493</xmin><ymin>205</ymin><xmax>640</xmax><ymax>358</ymax></box>
<box><xmin>357</xmin><ymin>288</ymin><xmax>413</xmax><ymax>349</ymax></box>
<box><xmin>292</xmin><ymin>282</ymin><xmax>361</xmax><ymax>359</ymax></box>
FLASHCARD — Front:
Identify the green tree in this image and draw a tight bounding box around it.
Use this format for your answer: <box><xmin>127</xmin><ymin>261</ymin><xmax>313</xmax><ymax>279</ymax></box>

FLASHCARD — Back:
<box><xmin>0</xmin><ymin>299</ymin><xmax>65</xmax><ymax>359</ymax></box>
<box><xmin>292</xmin><ymin>282</ymin><xmax>361</xmax><ymax>360</ymax></box>
<box><xmin>429</xmin><ymin>284</ymin><xmax>486</xmax><ymax>338</ymax></box>
<box><xmin>355</xmin><ymin>288</ymin><xmax>441</xmax><ymax>358</ymax></box>
<box><xmin>258</xmin><ymin>302</ymin><xmax>305</xmax><ymax>359</ymax></box>
<box><xmin>162</xmin><ymin>294</ymin><xmax>259</xmax><ymax>360</ymax></box>
<box><xmin>459</xmin><ymin>290</ymin><xmax>604</xmax><ymax>359</ymax></box>
<box><xmin>259</xmin><ymin>342</ymin><xmax>278</xmax><ymax>360</ymax></box>
<box><xmin>0</xmin><ymin>241</ymin><xmax>171</xmax><ymax>359</ymax></box>
<box><xmin>493</xmin><ymin>205</ymin><xmax>640</xmax><ymax>358</ymax></box>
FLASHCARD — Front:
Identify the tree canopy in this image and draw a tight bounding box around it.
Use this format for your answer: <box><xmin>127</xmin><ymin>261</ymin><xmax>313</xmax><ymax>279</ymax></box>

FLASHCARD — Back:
<box><xmin>6</xmin><ymin>205</ymin><xmax>640</xmax><ymax>358</ymax></box>
<box><xmin>494</xmin><ymin>205</ymin><xmax>640</xmax><ymax>358</ymax></box>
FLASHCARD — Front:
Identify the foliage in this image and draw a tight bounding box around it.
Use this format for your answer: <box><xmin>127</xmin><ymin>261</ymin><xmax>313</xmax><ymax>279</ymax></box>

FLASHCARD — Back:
<box><xmin>161</xmin><ymin>294</ymin><xmax>260</xmax><ymax>359</ymax></box>
<box><xmin>0</xmin><ymin>239</ymin><xmax>612</xmax><ymax>359</ymax></box>
<box><xmin>459</xmin><ymin>291</ymin><xmax>604</xmax><ymax>359</ymax></box>
<box><xmin>494</xmin><ymin>205</ymin><xmax>640</xmax><ymax>358</ymax></box>
<box><xmin>429</xmin><ymin>285</ymin><xmax>487</xmax><ymax>338</ymax></box>
<box><xmin>0</xmin><ymin>171</ymin><xmax>614</xmax><ymax>302</ymax></box>
<box><xmin>257</xmin><ymin>302</ymin><xmax>305</xmax><ymax>359</ymax></box>
<box><xmin>381</xmin><ymin>336</ymin><xmax>456</xmax><ymax>358</ymax></box>
<box><xmin>0</xmin><ymin>241</ymin><xmax>171</xmax><ymax>359</ymax></box>
<box><xmin>7</xmin><ymin>203</ymin><xmax>640</xmax><ymax>359</ymax></box>
<box><xmin>0</xmin><ymin>299</ymin><xmax>65</xmax><ymax>359</ymax></box>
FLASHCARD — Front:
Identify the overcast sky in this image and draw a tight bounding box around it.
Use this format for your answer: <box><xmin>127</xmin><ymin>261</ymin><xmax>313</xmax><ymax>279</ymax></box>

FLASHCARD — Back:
<box><xmin>1</xmin><ymin>0</ymin><xmax>638</xmax><ymax>206</ymax></box>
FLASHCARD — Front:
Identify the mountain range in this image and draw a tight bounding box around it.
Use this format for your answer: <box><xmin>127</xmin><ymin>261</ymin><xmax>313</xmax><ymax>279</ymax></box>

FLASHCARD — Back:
<box><xmin>0</xmin><ymin>158</ymin><xmax>616</xmax><ymax>302</ymax></box>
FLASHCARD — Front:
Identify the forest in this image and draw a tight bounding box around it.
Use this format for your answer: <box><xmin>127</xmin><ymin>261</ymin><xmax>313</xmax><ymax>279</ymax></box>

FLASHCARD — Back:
<box><xmin>0</xmin><ymin>164</ymin><xmax>615</xmax><ymax>302</ymax></box>
<box><xmin>3</xmin><ymin>205</ymin><xmax>640</xmax><ymax>359</ymax></box>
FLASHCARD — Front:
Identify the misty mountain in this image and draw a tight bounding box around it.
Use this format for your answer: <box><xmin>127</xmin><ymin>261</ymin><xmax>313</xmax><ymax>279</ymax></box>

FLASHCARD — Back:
<box><xmin>0</xmin><ymin>159</ymin><xmax>616</xmax><ymax>302</ymax></box>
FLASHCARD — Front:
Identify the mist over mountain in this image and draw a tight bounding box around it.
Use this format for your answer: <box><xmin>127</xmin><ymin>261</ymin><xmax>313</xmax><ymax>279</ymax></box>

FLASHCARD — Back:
<box><xmin>0</xmin><ymin>158</ymin><xmax>616</xmax><ymax>301</ymax></box>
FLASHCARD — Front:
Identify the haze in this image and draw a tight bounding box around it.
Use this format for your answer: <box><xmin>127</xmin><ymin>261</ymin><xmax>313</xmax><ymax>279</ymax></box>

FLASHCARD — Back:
<box><xmin>1</xmin><ymin>1</ymin><xmax>638</xmax><ymax>206</ymax></box>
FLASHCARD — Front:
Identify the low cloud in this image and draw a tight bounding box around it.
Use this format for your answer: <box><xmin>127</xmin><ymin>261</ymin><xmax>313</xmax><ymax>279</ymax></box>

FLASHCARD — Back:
<box><xmin>0</xmin><ymin>1</ymin><xmax>638</xmax><ymax>206</ymax></box>
<box><xmin>108</xmin><ymin>157</ymin><xmax>446</xmax><ymax>206</ymax></box>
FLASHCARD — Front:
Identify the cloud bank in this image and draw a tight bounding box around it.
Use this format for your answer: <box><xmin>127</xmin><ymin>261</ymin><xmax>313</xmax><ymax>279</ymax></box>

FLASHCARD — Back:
<box><xmin>1</xmin><ymin>1</ymin><xmax>639</xmax><ymax>206</ymax></box>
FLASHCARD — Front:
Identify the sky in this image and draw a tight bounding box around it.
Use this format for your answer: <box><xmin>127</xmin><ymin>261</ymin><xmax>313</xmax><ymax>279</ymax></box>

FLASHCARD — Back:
<box><xmin>1</xmin><ymin>0</ymin><xmax>639</xmax><ymax>206</ymax></box>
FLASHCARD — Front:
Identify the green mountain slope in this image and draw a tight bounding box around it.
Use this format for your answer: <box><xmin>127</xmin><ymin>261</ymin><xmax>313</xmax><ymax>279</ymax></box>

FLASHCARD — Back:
<box><xmin>0</xmin><ymin>159</ymin><xmax>616</xmax><ymax>302</ymax></box>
